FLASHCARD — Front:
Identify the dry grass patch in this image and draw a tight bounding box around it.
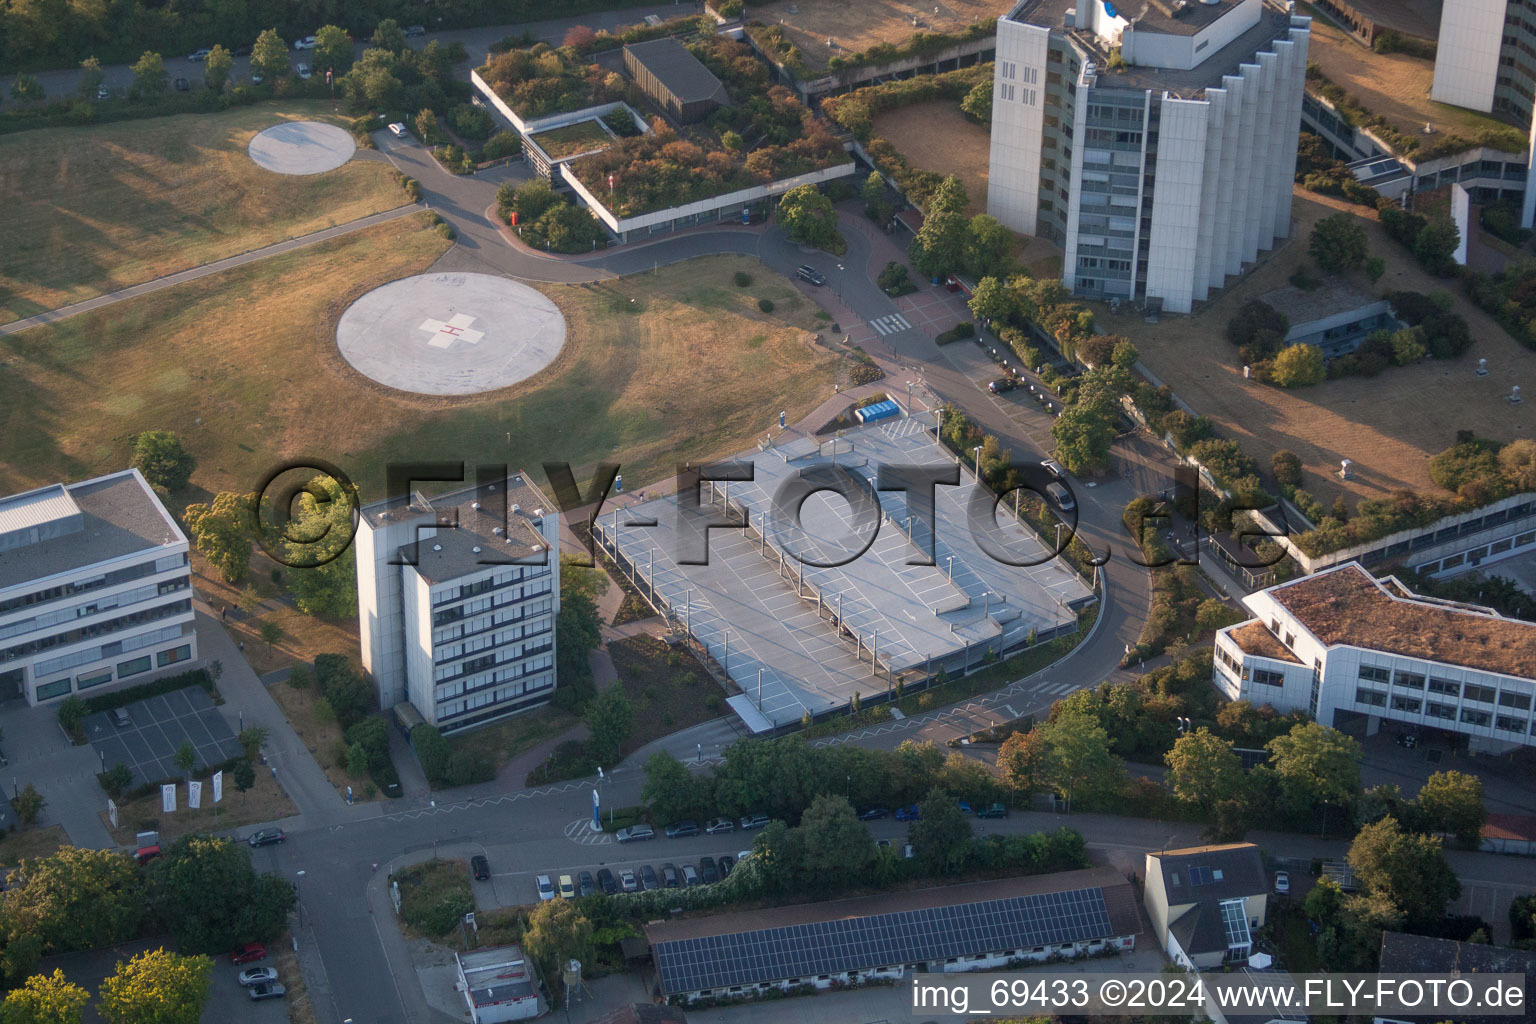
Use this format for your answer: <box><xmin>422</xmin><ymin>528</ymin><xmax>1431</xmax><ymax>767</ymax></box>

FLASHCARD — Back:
<box><xmin>0</xmin><ymin>100</ymin><xmax>406</xmax><ymax>321</ymax></box>
<box><xmin>0</xmin><ymin>825</ymin><xmax>67</xmax><ymax>868</ymax></box>
<box><xmin>267</xmin><ymin>670</ymin><xmax>384</xmax><ymax>802</ymax></box>
<box><xmin>99</xmin><ymin>758</ymin><xmax>297</xmax><ymax>846</ymax></box>
<box><xmin>1301</xmin><ymin>3</ymin><xmax>1523</xmax><ymax>146</ymax></box>
<box><xmin>1128</xmin><ymin>193</ymin><xmax>1536</xmax><ymax>508</ymax></box>
<box><xmin>271</xmin><ymin>929</ymin><xmax>318</xmax><ymax>1024</ymax></box>
<box><xmin>0</xmin><ymin>247</ymin><xmax>842</xmax><ymax>507</ymax></box>
<box><xmin>753</xmin><ymin>0</ymin><xmax>1013</xmax><ymax>71</ymax></box>
<box><xmin>871</xmin><ymin>101</ymin><xmax>992</xmax><ymax>216</ymax></box>
<box><xmin>446</xmin><ymin>704</ymin><xmax>581</xmax><ymax>777</ymax></box>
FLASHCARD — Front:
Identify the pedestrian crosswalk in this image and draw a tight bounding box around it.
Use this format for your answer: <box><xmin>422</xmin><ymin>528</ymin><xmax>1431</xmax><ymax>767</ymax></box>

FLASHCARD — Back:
<box><xmin>869</xmin><ymin>313</ymin><xmax>911</xmax><ymax>336</ymax></box>
<box><xmin>1033</xmin><ymin>680</ymin><xmax>1078</xmax><ymax>695</ymax></box>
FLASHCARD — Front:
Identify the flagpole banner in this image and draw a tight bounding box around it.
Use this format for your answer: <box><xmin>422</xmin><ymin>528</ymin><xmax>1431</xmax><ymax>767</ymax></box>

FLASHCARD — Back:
<box><xmin>188</xmin><ymin>781</ymin><xmax>202</xmax><ymax>809</ymax></box>
<box><xmin>161</xmin><ymin>784</ymin><xmax>176</xmax><ymax>813</ymax></box>
<box><xmin>212</xmin><ymin>771</ymin><xmax>223</xmax><ymax>804</ymax></box>
<box><xmin>107</xmin><ymin>799</ymin><xmax>118</xmax><ymax>829</ymax></box>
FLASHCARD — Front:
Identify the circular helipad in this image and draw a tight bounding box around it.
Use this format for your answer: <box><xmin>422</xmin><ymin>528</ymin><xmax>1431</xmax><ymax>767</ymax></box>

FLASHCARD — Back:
<box><xmin>336</xmin><ymin>272</ymin><xmax>567</xmax><ymax>395</ymax></box>
<box><xmin>248</xmin><ymin>121</ymin><xmax>356</xmax><ymax>175</ymax></box>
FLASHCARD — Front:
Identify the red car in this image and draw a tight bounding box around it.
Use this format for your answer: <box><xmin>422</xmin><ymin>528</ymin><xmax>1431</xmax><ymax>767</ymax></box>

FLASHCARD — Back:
<box><xmin>230</xmin><ymin>943</ymin><xmax>267</xmax><ymax>965</ymax></box>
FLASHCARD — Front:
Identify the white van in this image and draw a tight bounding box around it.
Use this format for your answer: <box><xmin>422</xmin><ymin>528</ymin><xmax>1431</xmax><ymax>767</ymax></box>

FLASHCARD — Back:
<box><xmin>1046</xmin><ymin>481</ymin><xmax>1075</xmax><ymax>511</ymax></box>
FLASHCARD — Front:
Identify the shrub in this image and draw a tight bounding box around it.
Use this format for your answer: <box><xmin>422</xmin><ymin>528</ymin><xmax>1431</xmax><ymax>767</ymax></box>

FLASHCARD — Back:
<box><xmin>1271</xmin><ymin>450</ymin><xmax>1303</xmax><ymax>487</ymax></box>
<box><xmin>448</xmin><ymin>103</ymin><xmax>494</xmax><ymax>140</ymax></box>
<box><xmin>479</xmin><ymin>129</ymin><xmax>521</xmax><ymax>161</ymax></box>
<box><xmin>877</xmin><ymin>261</ymin><xmax>916</xmax><ymax>296</ymax></box>
<box><xmin>757</xmin><ymin>298</ymin><xmax>774</xmax><ymax>313</ymax></box>
<box><xmin>733</xmin><ymin>270</ymin><xmax>752</xmax><ymax>287</ymax></box>
<box><xmin>1269</xmin><ymin>343</ymin><xmax>1326</xmax><ymax>388</ymax></box>
<box><xmin>935</xmin><ymin>321</ymin><xmax>976</xmax><ymax>345</ymax></box>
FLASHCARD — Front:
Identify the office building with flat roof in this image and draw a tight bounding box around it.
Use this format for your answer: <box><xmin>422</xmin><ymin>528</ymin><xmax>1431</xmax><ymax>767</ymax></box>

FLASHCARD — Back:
<box><xmin>988</xmin><ymin>0</ymin><xmax>1310</xmax><ymax>313</ymax></box>
<box><xmin>0</xmin><ymin>469</ymin><xmax>195</xmax><ymax>705</ymax></box>
<box><xmin>356</xmin><ymin>474</ymin><xmax>559</xmax><ymax>735</ymax></box>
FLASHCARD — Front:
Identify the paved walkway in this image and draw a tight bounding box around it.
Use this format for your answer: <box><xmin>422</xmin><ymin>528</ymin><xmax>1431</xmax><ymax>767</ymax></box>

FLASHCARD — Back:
<box><xmin>0</xmin><ymin>204</ymin><xmax>424</xmax><ymax>337</ymax></box>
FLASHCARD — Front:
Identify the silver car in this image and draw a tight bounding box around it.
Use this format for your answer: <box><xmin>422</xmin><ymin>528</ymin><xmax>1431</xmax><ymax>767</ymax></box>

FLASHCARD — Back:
<box><xmin>238</xmin><ymin>966</ymin><xmax>278</xmax><ymax>986</ymax></box>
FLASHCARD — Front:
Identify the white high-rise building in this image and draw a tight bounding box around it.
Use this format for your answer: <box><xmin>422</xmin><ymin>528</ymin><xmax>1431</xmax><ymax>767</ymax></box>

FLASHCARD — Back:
<box><xmin>1431</xmin><ymin>0</ymin><xmax>1536</xmax><ymax>123</ymax></box>
<box><xmin>0</xmin><ymin>469</ymin><xmax>196</xmax><ymax>705</ymax></box>
<box><xmin>987</xmin><ymin>0</ymin><xmax>1310</xmax><ymax>313</ymax></box>
<box><xmin>356</xmin><ymin>474</ymin><xmax>560</xmax><ymax>735</ymax></box>
<box><xmin>1215</xmin><ymin>562</ymin><xmax>1536</xmax><ymax>753</ymax></box>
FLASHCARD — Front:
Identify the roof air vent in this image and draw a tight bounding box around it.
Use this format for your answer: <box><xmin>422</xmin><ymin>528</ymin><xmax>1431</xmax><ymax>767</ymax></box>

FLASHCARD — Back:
<box><xmin>494</xmin><ymin>527</ymin><xmax>505</xmax><ymax>536</ymax></box>
<box><xmin>511</xmin><ymin>503</ymin><xmax>521</xmax><ymax>514</ymax></box>
<box><xmin>432</xmin><ymin>544</ymin><xmax>442</xmax><ymax>552</ymax></box>
<box><xmin>472</xmin><ymin>502</ymin><xmax>481</xmax><ymax>510</ymax></box>
<box><xmin>472</xmin><ymin>546</ymin><xmax>481</xmax><ymax>554</ymax></box>
<box><xmin>532</xmin><ymin>508</ymin><xmax>543</xmax><ymax>517</ymax></box>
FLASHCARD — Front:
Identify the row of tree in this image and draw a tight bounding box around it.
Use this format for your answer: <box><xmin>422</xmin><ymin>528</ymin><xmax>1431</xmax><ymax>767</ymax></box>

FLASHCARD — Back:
<box><xmin>2</xmin><ymin>950</ymin><xmax>211</xmax><ymax>1024</ymax></box>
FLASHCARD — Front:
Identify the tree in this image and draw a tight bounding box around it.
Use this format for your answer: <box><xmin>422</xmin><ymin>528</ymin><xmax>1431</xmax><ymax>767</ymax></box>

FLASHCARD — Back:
<box><xmin>911</xmin><ymin>202</ymin><xmax>967</xmax><ymax>277</ymax></box>
<box><xmin>563</xmin><ymin>25</ymin><xmax>598</xmax><ymax>48</ymax></box>
<box><xmin>1347</xmin><ymin>816</ymin><xmax>1460</xmax><ymax>928</ymax></box>
<box><xmin>1414</xmin><ymin>770</ymin><xmax>1485</xmax><ymax>847</ymax></box>
<box><xmin>777</xmin><ymin>184</ymin><xmax>842</xmax><ymax>251</ymax></box>
<box><xmin>642</xmin><ymin>752</ymin><xmax>696</xmax><ymax>823</ymax></box>
<box><xmin>1271</xmin><ymin>449</ymin><xmax>1302</xmax><ymax>486</ymax></box>
<box><xmin>77</xmin><ymin>57</ymin><xmax>105</xmax><ymax>100</ymax></box>
<box><xmin>370</xmin><ymin>19</ymin><xmax>408</xmax><ymax>54</ymax></box>
<box><xmin>1</xmin><ymin>969</ymin><xmax>89</xmax><ymax>1024</ymax></box>
<box><xmin>97</xmin><ymin>948</ymin><xmax>211</xmax><ymax>1024</ymax></box>
<box><xmin>1264</xmin><ymin>721</ymin><xmax>1361</xmax><ymax>820</ymax></box>
<box><xmin>130</xmin><ymin>431</ymin><xmax>195</xmax><ymax>492</ymax></box>
<box><xmin>258</xmin><ymin>619</ymin><xmax>282</xmax><ymax>650</ymax></box>
<box><xmin>203</xmin><ymin>45</ymin><xmax>232</xmax><ymax>91</ymax></box>
<box><xmin>909</xmin><ymin>787</ymin><xmax>972</xmax><ymax>874</ymax></box>
<box><xmin>313</xmin><ymin>25</ymin><xmax>353</xmax><ymax>76</ymax></box>
<box><xmin>1269</xmin><ymin>343</ymin><xmax>1326</xmax><ymax>388</ymax></box>
<box><xmin>521</xmin><ymin>898</ymin><xmax>592</xmax><ymax>985</ymax></box>
<box><xmin>998</xmin><ymin>729</ymin><xmax>1048</xmax><ymax>802</ymax></box>
<box><xmin>1498</xmin><ymin>438</ymin><xmax>1536</xmax><ymax>491</ymax></box>
<box><xmin>130</xmin><ymin>52</ymin><xmax>168</xmax><ymax>97</ymax></box>
<box><xmin>861</xmin><ymin>171</ymin><xmax>885</xmax><ymax>206</ymax></box>
<box><xmin>103</xmin><ymin>762</ymin><xmax>134</xmax><ymax>799</ymax></box>
<box><xmin>317</xmin><ymin>666</ymin><xmax>371</xmax><ymax>731</ymax></box>
<box><xmin>1164</xmin><ymin>728</ymin><xmax>1244</xmax><ymax>808</ymax></box>
<box><xmin>961</xmin><ymin>79</ymin><xmax>991</xmax><ymax>122</ymax></box>
<box><xmin>797</xmin><ymin>795</ymin><xmax>874</xmax><ymax>890</ymax></box>
<box><xmin>147</xmin><ymin>836</ymin><xmax>293</xmax><ymax>954</ymax></box>
<box><xmin>12</xmin><ymin>785</ymin><xmax>44</xmax><ymax>826</ymax></box>
<box><xmin>251</xmin><ymin>29</ymin><xmax>289</xmax><ymax>81</ymax></box>
<box><xmin>231</xmin><ymin>759</ymin><xmax>256</xmax><ymax>798</ymax></box>
<box><xmin>1308</xmin><ymin>213</ymin><xmax>1368</xmax><ymax>272</ymax></box>
<box><xmin>172</xmin><ymin>740</ymin><xmax>197</xmax><ymax>778</ymax></box>
<box><xmin>584</xmin><ymin>686</ymin><xmax>633</xmax><ymax>766</ymax></box>
<box><xmin>10</xmin><ymin>72</ymin><xmax>43</xmax><ymax>102</ymax></box>
<box><xmin>1111</xmin><ymin>338</ymin><xmax>1139</xmax><ymax>369</ymax></box>
<box><xmin>968</xmin><ymin>276</ymin><xmax>1014</xmax><ymax>324</ymax></box>
<box><xmin>182</xmin><ymin>492</ymin><xmax>252</xmax><ymax>583</ymax></box>
<box><xmin>7</xmin><ymin>848</ymin><xmax>143</xmax><ymax>953</ymax></box>
<box><xmin>1051</xmin><ymin>403</ymin><xmax>1117</xmax><ymax>474</ymax></box>
<box><xmin>56</xmin><ymin>696</ymin><xmax>87</xmax><ymax>735</ymax></box>
<box><xmin>962</xmin><ymin>214</ymin><xmax>1014</xmax><ymax>279</ymax></box>
<box><xmin>236</xmin><ymin>726</ymin><xmax>267</xmax><ymax>761</ymax></box>
<box><xmin>1037</xmin><ymin>713</ymin><xmax>1121</xmax><ymax>812</ymax></box>
<box><xmin>1414</xmin><ymin>218</ymin><xmax>1460</xmax><ymax>275</ymax></box>
<box><xmin>1389</xmin><ymin>325</ymin><xmax>1427</xmax><ymax>365</ymax></box>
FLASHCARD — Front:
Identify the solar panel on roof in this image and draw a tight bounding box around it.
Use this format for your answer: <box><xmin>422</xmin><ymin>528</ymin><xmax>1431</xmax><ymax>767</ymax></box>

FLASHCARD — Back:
<box><xmin>652</xmin><ymin>886</ymin><xmax>1118</xmax><ymax>995</ymax></box>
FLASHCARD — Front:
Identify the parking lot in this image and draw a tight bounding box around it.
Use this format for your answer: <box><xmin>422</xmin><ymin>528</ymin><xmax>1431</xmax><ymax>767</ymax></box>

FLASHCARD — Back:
<box><xmin>83</xmin><ymin>686</ymin><xmax>244</xmax><ymax>787</ymax></box>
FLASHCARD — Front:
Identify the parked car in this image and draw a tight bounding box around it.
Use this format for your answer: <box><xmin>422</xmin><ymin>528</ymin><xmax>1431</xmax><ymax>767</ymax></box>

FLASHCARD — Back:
<box><xmin>704</xmin><ymin>817</ymin><xmax>735</xmax><ymax>834</ymax></box>
<box><xmin>662</xmin><ymin>863</ymin><xmax>680</xmax><ymax>888</ymax></box>
<box><xmin>233</xmin><ymin>44</ymin><xmax>253</xmax><ymax>56</ymax></box>
<box><xmin>174</xmin><ymin>77</ymin><xmax>190</xmax><ymax>91</ymax></box>
<box><xmin>230</xmin><ymin>944</ymin><xmax>267</xmax><ymax>965</ymax></box>
<box><xmin>1046</xmin><ymin>481</ymin><xmax>1075</xmax><ymax>511</ymax></box>
<box><xmin>681</xmin><ymin>864</ymin><xmax>700</xmax><ymax>886</ymax></box>
<box><xmin>1274</xmin><ymin>871</ymin><xmax>1290</xmax><ymax>895</ymax></box>
<box><xmin>615</xmin><ymin>824</ymin><xmax>654</xmax><ymax>843</ymax></box>
<box><xmin>404</xmin><ymin>24</ymin><xmax>427</xmax><ymax>36</ymax></box>
<box><xmin>976</xmin><ymin>803</ymin><xmax>1008</xmax><ymax>819</ymax></box>
<box><xmin>248</xmin><ymin>829</ymin><xmax>285</xmax><ymax>847</ymax></box>
<box><xmin>96</xmin><ymin>86</ymin><xmax>111</xmax><ymax>100</ymax></box>
<box><xmin>619</xmin><ymin>870</ymin><xmax>639</xmax><ymax>892</ymax></box>
<box><xmin>698</xmin><ymin>858</ymin><xmax>720</xmax><ymax>884</ymax></box>
<box><xmin>294</xmin><ymin>35</ymin><xmax>317</xmax><ymax>49</ymax></box>
<box><xmin>956</xmin><ymin>801</ymin><xmax>973</xmax><ymax>815</ymax></box>
<box><xmin>640</xmin><ymin>864</ymin><xmax>660</xmax><ymax>890</ymax></box>
<box><xmin>718</xmin><ymin>854</ymin><xmax>735</xmax><ymax>877</ymax></box>
<box><xmin>134</xmin><ymin>845</ymin><xmax>161</xmax><ymax>866</ymax></box>
<box><xmin>250</xmin><ymin>73</ymin><xmax>263</xmax><ymax>85</ymax></box>
<box><xmin>111</xmin><ymin>708</ymin><xmax>131</xmax><ymax>728</ymax></box>
<box><xmin>903</xmin><ymin>843</ymin><xmax>915</xmax><ymax>859</ymax></box>
<box><xmin>856</xmin><ymin>807</ymin><xmax>889</xmax><ymax>821</ymax></box>
<box><xmin>187</xmin><ymin>48</ymin><xmax>212</xmax><ymax>61</ymax></box>
<box><xmin>1041</xmin><ymin>458</ymin><xmax>1064</xmax><ymax>477</ymax></box>
<box><xmin>664</xmin><ymin>820</ymin><xmax>699</xmax><ymax>838</ymax></box>
<box><xmin>895</xmin><ymin>804</ymin><xmax>921</xmax><ymax>821</ymax></box>
<box><xmin>876</xmin><ymin>839</ymin><xmax>892</xmax><ymax>849</ymax></box>
<box><xmin>535</xmin><ymin>874</ymin><xmax>555</xmax><ymax>901</ymax></box>
<box><xmin>737</xmin><ymin>850</ymin><xmax>753</xmax><ymax>862</ymax></box>
<box><xmin>738</xmin><ymin>813</ymin><xmax>770</xmax><ymax>830</ymax></box>
<box><xmin>295</xmin><ymin>63</ymin><xmax>311</xmax><ymax>80</ymax></box>
<box><xmin>796</xmin><ymin>265</ymin><xmax>825</xmax><ymax>286</ymax></box>
<box><xmin>558</xmin><ymin>874</ymin><xmax>576</xmax><ymax>899</ymax></box>
<box><xmin>238</xmin><ymin>967</ymin><xmax>278</xmax><ymax>987</ymax></box>
<box><xmin>388</xmin><ymin>122</ymin><xmax>408</xmax><ymax>138</ymax></box>
<box><xmin>596</xmin><ymin>868</ymin><xmax>616</xmax><ymax>895</ymax></box>
<box><xmin>248</xmin><ymin>982</ymin><xmax>285</xmax><ymax>1001</ymax></box>
<box><xmin>470</xmin><ymin>855</ymin><xmax>490</xmax><ymax>880</ymax></box>
<box><xmin>578</xmin><ymin>870</ymin><xmax>596</xmax><ymax>897</ymax></box>
<box><xmin>988</xmin><ymin>378</ymin><xmax>1017</xmax><ymax>394</ymax></box>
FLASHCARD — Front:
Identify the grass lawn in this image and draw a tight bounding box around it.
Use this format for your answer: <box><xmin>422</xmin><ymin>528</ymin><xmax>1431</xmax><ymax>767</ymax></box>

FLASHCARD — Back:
<box><xmin>0</xmin><ymin>249</ymin><xmax>845</xmax><ymax>505</ymax></box>
<box><xmin>609</xmin><ymin>635</ymin><xmax>730</xmax><ymax>754</ymax></box>
<box><xmin>99</xmin><ymin>758</ymin><xmax>298</xmax><ymax>846</ymax></box>
<box><xmin>267</xmin><ymin>670</ymin><xmax>388</xmax><ymax>802</ymax></box>
<box><xmin>529</xmin><ymin>119</ymin><xmax>612</xmax><ymax>159</ymax></box>
<box><xmin>871</xmin><ymin>101</ymin><xmax>992</xmax><ymax>218</ymax></box>
<box><xmin>0</xmin><ymin>825</ymin><xmax>67</xmax><ymax>868</ymax></box>
<box><xmin>753</xmin><ymin>0</ymin><xmax>1013</xmax><ymax>72</ymax></box>
<box><xmin>392</xmin><ymin>858</ymin><xmax>473</xmax><ymax>939</ymax></box>
<box><xmin>0</xmin><ymin>100</ymin><xmax>406</xmax><ymax>322</ymax></box>
<box><xmin>445</xmin><ymin>704</ymin><xmax>582</xmax><ymax>778</ymax></box>
<box><xmin>1273</xmin><ymin>903</ymin><xmax>1322</xmax><ymax>972</ymax></box>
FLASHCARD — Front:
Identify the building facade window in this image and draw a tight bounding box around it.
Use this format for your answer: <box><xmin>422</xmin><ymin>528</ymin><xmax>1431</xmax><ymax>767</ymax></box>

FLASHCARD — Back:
<box><xmin>117</xmin><ymin>655</ymin><xmax>152</xmax><ymax>678</ymax></box>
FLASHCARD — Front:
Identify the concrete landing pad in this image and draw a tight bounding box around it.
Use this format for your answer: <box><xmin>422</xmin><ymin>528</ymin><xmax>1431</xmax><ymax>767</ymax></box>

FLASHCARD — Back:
<box><xmin>248</xmin><ymin>121</ymin><xmax>357</xmax><ymax>174</ymax></box>
<box><xmin>335</xmin><ymin>272</ymin><xmax>567</xmax><ymax>395</ymax></box>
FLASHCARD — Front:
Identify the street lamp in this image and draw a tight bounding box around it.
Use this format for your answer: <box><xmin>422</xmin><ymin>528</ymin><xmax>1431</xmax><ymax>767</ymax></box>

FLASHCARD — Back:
<box><xmin>1320</xmin><ymin>799</ymin><xmax>1329</xmax><ymax>841</ymax></box>
<box><xmin>972</xmin><ymin>444</ymin><xmax>983</xmax><ymax>481</ymax></box>
<box><xmin>836</xmin><ymin>262</ymin><xmax>845</xmax><ymax>301</ymax></box>
<box><xmin>295</xmin><ymin>870</ymin><xmax>305</xmax><ymax>926</ymax></box>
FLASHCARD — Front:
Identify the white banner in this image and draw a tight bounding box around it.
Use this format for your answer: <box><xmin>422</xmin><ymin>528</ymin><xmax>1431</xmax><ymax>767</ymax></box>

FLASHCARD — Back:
<box><xmin>161</xmin><ymin>784</ymin><xmax>176</xmax><ymax>813</ymax></box>
<box><xmin>212</xmin><ymin>770</ymin><xmax>223</xmax><ymax>804</ymax></box>
<box><xmin>107</xmin><ymin>798</ymin><xmax>118</xmax><ymax>829</ymax></box>
<box><xmin>188</xmin><ymin>781</ymin><xmax>201</xmax><ymax>809</ymax></box>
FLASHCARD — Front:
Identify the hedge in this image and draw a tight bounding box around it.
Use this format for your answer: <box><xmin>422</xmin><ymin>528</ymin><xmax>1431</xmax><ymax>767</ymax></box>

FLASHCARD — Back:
<box><xmin>83</xmin><ymin>667</ymin><xmax>214</xmax><ymax>715</ymax></box>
